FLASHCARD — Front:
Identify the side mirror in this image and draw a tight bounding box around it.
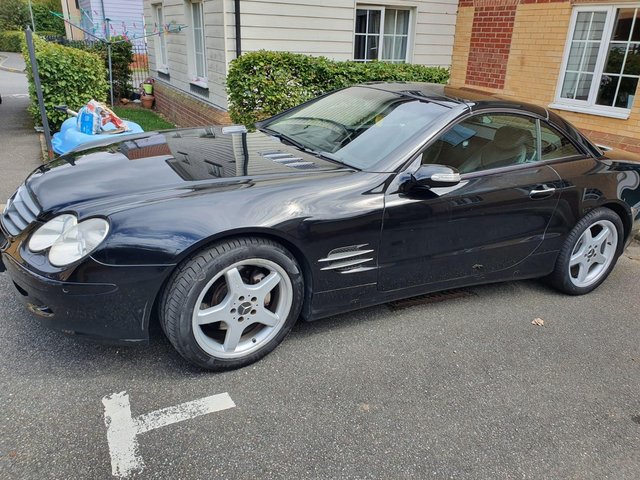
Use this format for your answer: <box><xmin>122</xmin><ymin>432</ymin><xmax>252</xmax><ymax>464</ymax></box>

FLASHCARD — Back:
<box><xmin>406</xmin><ymin>164</ymin><xmax>461</xmax><ymax>190</ymax></box>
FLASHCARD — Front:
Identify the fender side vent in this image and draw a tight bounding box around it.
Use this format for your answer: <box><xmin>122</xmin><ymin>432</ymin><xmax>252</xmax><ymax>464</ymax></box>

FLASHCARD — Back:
<box><xmin>319</xmin><ymin>244</ymin><xmax>375</xmax><ymax>274</ymax></box>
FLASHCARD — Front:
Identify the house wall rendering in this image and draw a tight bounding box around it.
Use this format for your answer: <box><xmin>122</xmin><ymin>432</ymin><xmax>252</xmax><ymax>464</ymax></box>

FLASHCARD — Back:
<box><xmin>450</xmin><ymin>0</ymin><xmax>640</xmax><ymax>153</ymax></box>
<box><xmin>144</xmin><ymin>0</ymin><xmax>458</xmax><ymax>127</ymax></box>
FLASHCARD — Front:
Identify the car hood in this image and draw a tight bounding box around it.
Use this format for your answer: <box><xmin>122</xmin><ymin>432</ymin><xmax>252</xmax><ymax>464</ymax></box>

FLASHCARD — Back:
<box><xmin>25</xmin><ymin>126</ymin><xmax>349</xmax><ymax>214</ymax></box>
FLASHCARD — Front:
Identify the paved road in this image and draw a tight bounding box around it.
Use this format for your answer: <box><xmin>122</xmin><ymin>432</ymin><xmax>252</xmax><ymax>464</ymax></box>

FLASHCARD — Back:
<box><xmin>1</xmin><ymin>244</ymin><xmax>639</xmax><ymax>479</ymax></box>
<box><xmin>0</xmin><ymin>53</ymin><xmax>42</xmax><ymax>203</ymax></box>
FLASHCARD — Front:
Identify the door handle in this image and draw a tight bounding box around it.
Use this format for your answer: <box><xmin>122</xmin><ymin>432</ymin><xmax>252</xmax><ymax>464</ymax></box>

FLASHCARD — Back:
<box><xmin>529</xmin><ymin>186</ymin><xmax>556</xmax><ymax>199</ymax></box>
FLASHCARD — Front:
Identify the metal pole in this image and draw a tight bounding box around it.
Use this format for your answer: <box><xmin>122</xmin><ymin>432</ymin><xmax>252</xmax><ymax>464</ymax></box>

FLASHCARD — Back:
<box><xmin>105</xmin><ymin>17</ymin><xmax>114</xmax><ymax>106</ymax></box>
<box><xmin>25</xmin><ymin>28</ymin><xmax>53</xmax><ymax>160</ymax></box>
<box><xmin>27</xmin><ymin>0</ymin><xmax>36</xmax><ymax>32</ymax></box>
<box><xmin>107</xmin><ymin>42</ymin><xmax>114</xmax><ymax>106</ymax></box>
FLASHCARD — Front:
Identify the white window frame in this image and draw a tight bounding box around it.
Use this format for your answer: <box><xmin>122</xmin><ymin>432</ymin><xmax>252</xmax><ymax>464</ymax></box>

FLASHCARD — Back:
<box><xmin>551</xmin><ymin>5</ymin><xmax>640</xmax><ymax>120</ymax></box>
<box><xmin>153</xmin><ymin>3</ymin><xmax>169</xmax><ymax>74</ymax></box>
<box><xmin>353</xmin><ymin>5</ymin><xmax>413</xmax><ymax>63</ymax></box>
<box><xmin>186</xmin><ymin>0</ymin><xmax>208</xmax><ymax>88</ymax></box>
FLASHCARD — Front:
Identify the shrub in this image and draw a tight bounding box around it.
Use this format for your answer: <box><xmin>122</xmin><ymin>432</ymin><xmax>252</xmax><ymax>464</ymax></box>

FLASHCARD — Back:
<box><xmin>226</xmin><ymin>50</ymin><xmax>450</xmax><ymax>127</ymax></box>
<box><xmin>0</xmin><ymin>0</ymin><xmax>29</xmax><ymax>30</ymax></box>
<box><xmin>0</xmin><ymin>0</ymin><xmax>65</xmax><ymax>33</ymax></box>
<box><xmin>32</xmin><ymin>0</ymin><xmax>66</xmax><ymax>36</ymax></box>
<box><xmin>0</xmin><ymin>31</ymin><xmax>25</xmax><ymax>52</ymax></box>
<box><xmin>23</xmin><ymin>35</ymin><xmax>109</xmax><ymax>130</ymax></box>
<box><xmin>60</xmin><ymin>38</ymin><xmax>134</xmax><ymax>100</ymax></box>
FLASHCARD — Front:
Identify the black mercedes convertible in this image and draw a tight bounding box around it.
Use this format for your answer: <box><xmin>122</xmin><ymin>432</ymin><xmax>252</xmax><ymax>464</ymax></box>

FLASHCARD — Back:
<box><xmin>2</xmin><ymin>83</ymin><xmax>639</xmax><ymax>370</ymax></box>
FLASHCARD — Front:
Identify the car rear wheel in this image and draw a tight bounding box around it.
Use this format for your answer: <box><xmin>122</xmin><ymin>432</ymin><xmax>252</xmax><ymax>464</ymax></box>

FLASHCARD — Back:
<box><xmin>160</xmin><ymin>237</ymin><xmax>304</xmax><ymax>370</ymax></box>
<box><xmin>548</xmin><ymin>207</ymin><xmax>623</xmax><ymax>295</ymax></box>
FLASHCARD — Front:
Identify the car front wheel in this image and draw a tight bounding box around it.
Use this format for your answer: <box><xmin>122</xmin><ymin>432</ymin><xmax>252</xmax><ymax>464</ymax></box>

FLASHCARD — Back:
<box><xmin>548</xmin><ymin>207</ymin><xmax>623</xmax><ymax>295</ymax></box>
<box><xmin>160</xmin><ymin>237</ymin><xmax>304</xmax><ymax>370</ymax></box>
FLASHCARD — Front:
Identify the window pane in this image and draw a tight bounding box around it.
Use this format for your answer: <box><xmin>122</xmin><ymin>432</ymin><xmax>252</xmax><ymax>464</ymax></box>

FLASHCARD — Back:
<box><xmin>367</xmin><ymin>35</ymin><xmax>379</xmax><ymax>60</ymax></box>
<box><xmin>382</xmin><ymin>35</ymin><xmax>394</xmax><ymax>60</ymax></box>
<box><xmin>395</xmin><ymin>10</ymin><xmax>410</xmax><ymax>34</ymax></box>
<box><xmin>596</xmin><ymin>74</ymin><xmax>619</xmax><ymax>106</ymax></box>
<box><xmin>573</xmin><ymin>12</ymin><xmax>606</xmax><ymax>41</ymax></box>
<box><xmin>581</xmin><ymin>42</ymin><xmax>601</xmax><ymax>71</ymax></box>
<box><xmin>575</xmin><ymin>73</ymin><xmax>593</xmax><ymax>100</ymax></box>
<box><xmin>355</xmin><ymin>10</ymin><xmax>367</xmax><ymax>34</ymax></box>
<box><xmin>540</xmin><ymin>124</ymin><xmax>581</xmax><ymax>160</ymax></box>
<box><xmin>623</xmin><ymin>43</ymin><xmax>640</xmax><ymax>75</ymax></box>
<box><xmin>354</xmin><ymin>35</ymin><xmax>366</xmax><ymax>61</ymax></box>
<box><xmin>561</xmin><ymin>72</ymin><xmax>592</xmax><ymax>100</ymax></box>
<box><xmin>632</xmin><ymin>10</ymin><xmax>640</xmax><ymax>41</ymax></box>
<box><xmin>566</xmin><ymin>42</ymin><xmax>585</xmax><ymax>70</ymax></box>
<box><xmin>612</xmin><ymin>8</ymin><xmax>636</xmax><ymax>41</ymax></box>
<box><xmin>192</xmin><ymin>2</ymin><xmax>205</xmax><ymax>77</ymax></box>
<box><xmin>429</xmin><ymin>114</ymin><xmax>538</xmax><ymax>174</ymax></box>
<box><xmin>615</xmin><ymin>76</ymin><xmax>638</xmax><ymax>108</ymax></box>
<box><xmin>561</xmin><ymin>72</ymin><xmax>579</xmax><ymax>98</ymax></box>
<box><xmin>603</xmin><ymin>43</ymin><xmax>627</xmax><ymax>74</ymax></box>
<box><xmin>368</xmin><ymin>10</ymin><xmax>381</xmax><ymax>34</ymax></box>
<box><xmin>384</xmin><ymin>9</ymin><xmax>396</xmax><ymax>35</ymax></box>
<box><xmin>589</xmin><ymin>12</ymin><xmax>607</xmax><ymax>40</ymax></box>
<box><xmin>394</xmin><ymin>36</ymin><xmax>407</xmax><ymax>61</ymax></box>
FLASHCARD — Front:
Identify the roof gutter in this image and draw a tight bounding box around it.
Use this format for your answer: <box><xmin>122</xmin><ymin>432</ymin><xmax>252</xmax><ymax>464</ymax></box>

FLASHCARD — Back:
<box><xmin>234</xmin><ymin>0</ymin><xmax>242</xmax><ymax>58</ymax></box>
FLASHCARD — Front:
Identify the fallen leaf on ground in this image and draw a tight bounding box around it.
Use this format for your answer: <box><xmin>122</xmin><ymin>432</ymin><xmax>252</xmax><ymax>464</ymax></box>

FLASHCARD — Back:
<box><xmin>532</xmin><ymin>318</ymin><xmax>545</xmax><ymax>326</ymax></box>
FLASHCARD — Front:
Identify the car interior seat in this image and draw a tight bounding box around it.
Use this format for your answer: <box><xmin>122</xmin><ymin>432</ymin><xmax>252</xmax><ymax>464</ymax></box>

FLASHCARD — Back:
<box><xmin>459</xmin><ymin>125</ymin><xmax>534</xmax><ymax>173</ymax></box>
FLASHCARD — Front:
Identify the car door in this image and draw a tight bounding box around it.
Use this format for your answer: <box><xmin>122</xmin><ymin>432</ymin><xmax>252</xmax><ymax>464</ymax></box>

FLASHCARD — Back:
<box><xmin>378</xmin><ymin>112</ymin><xmax>562</xmax><ymax>292</ymax></box>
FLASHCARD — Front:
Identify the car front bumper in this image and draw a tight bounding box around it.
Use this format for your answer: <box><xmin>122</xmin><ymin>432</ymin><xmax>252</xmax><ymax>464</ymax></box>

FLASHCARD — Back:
<box><xmin>1</xmin><ymin>252</ymin><xmax>172</xmax><ymax>345</ymax></box>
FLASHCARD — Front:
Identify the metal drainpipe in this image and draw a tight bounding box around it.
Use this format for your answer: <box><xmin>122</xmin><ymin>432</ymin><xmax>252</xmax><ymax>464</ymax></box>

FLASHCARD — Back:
<box><xmin>234</xmin><ymin>0</ymin><xmax>242</xmax><ymax>58</ymax></box>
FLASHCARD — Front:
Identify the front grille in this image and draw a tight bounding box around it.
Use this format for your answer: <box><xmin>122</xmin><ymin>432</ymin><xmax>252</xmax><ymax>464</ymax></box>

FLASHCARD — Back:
<box><xmin>1</xmin><ymin>185</ymin><xmax>41</xmax><ymax>236</ymax></box>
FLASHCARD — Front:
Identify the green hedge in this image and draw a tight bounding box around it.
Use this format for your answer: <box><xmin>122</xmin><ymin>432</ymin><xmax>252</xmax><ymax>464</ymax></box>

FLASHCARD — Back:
<box><xmin>0</xmin><ymin>0</ymin><xmax>65</xmax><ymax>35</ymax></box>
<box><xmin>0</xmin><ymin>31</ymin><xmax>24</xmax><ymax>52</ymax></box>
<box><xmin>23</xmin><ymin>35</ymin><xmax>109</xmax><ymax>130</ymax></box>
<box><xmin>61</xmin><ymin>38</ymin><xmax>134</xmax><ymax>100</ymax></box>
<box><xmin>226</xmin><ymin>50</ymin><xmax>450</xmax><ymax>127</ymax></box>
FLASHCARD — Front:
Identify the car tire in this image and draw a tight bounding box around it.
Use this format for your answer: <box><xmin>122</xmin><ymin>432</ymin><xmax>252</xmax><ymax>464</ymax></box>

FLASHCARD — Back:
<box><xmin>160</xmin><ymin>237</ymin><xmax>304</xmax><ymax>370</ymax></box>
<box><xmin>548</xmin><ymin>207</ymin><xmax>623</xmax><ymax>295</ymax></box>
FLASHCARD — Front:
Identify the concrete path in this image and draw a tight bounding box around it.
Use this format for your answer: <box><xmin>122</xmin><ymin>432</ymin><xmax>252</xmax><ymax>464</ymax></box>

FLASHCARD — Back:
<box><xmin>0</xmin><ymin>52</ymin><xmax>41</xmax><ymax>204</ymax></box>
<box><xmin>0</xmin><ymin>51</ymin><xmax>26</xmax><ymax>73</ymax></box>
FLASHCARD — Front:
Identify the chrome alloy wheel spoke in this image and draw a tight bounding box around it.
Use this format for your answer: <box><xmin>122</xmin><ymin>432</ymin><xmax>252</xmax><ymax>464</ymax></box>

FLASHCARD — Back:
<box><xmin>568</xmin><ymin>220</ymin><xmax>617</xmax><ymax>288</ymax></box>
<box><xmin>191</xmin><ymin>259</ymin><xmax>293</xmax><ymax>359</ymax></box>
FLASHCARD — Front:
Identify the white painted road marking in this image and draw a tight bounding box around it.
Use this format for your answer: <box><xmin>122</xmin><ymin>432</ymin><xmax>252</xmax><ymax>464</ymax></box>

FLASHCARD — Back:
<box><xmin>102</xmin><ymin>391</ymin><xmax>236</xmax><ymax>478</ymax></box>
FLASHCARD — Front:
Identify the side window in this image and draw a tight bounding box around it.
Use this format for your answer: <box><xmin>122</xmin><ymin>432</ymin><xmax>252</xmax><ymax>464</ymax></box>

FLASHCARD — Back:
<box><xmin>540</xmin><ymin>123</ymin><xmax>582</xmax><ymax>160</ymax></box>
<box><xmin>421</xmin><ymin>114</ymin><xmax>538</xmax><ymax>174</ymax></box>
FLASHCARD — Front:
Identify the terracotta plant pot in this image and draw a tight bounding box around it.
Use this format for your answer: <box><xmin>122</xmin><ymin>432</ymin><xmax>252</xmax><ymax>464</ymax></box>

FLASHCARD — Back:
<box><xmin>141</xmin><ymin>95</ymin><xmax>155</xmax><ymax>109</ymax></box>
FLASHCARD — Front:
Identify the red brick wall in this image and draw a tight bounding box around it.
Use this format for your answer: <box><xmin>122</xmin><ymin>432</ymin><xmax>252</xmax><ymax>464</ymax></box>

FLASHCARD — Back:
<box><xmin>465</xmin><ymin>1</ymin><xmax>518</xmax><ymax>90</ymax></box>
<box><xmin>153</xmin><ymin>82</ymin><xmax>232</xmax><ymax>128</ymax></box>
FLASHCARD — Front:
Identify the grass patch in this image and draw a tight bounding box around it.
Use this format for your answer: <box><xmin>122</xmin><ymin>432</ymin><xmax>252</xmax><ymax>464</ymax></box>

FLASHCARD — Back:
<box><xmin>112</xmin><ymin>106</ymin><xmax>175</xmax><ymax>131</ymax></box>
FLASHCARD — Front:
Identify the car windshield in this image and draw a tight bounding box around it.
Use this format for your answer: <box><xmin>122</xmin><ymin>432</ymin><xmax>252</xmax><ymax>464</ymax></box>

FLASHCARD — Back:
<box><xmin>258</xmin><ymin>86</ymin><xmax>450</xmax><ymax>170</ymax></box>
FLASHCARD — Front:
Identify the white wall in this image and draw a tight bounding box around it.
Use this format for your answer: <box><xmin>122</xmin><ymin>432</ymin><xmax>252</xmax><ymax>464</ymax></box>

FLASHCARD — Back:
<box><xmin>146</xmin><ymin>0</ymin><xmax>228</xmax><ymax>108</ymax></box>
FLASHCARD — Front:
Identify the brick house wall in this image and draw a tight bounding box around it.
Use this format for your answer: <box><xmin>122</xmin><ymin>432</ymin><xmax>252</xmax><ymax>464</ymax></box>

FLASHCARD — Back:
<box><xmin>154</xmin><ymin>82</ymin><xmax>231</xmax><ymax>128</ymax></box>
<box><xmin>450</xmin><ymin>0</ymin><xmax>640</xmax><ymax>153</ymax></box>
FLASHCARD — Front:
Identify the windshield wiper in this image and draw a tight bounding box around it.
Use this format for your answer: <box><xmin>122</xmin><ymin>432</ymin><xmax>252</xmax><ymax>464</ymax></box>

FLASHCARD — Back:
<box><xmin>258</xmin><ymin>127</ymin><xmax>308</xmax><ymax>151</ymax></box>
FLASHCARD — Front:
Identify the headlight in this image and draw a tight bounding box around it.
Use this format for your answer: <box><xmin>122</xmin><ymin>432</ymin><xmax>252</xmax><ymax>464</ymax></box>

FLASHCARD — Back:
<box><xmin>28</xmin><ymin>214</ymin><xmax>77</xmax><ymax>252</ymax></box>
<box><xmin>48</xmin><ymin>218</ymin><xmax>110</xmax><ymax>267</ymax></box>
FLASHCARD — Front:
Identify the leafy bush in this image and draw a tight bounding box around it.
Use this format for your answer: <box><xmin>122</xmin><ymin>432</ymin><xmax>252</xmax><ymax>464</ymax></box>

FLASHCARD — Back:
<box><xmin>59</xmin><ymin>38</ymin><xmax>134</xmax><ymax>100</ymax></box>
<box><xmin>32</xmin><ymin>0</ymin><xmax>65</xmax><ymax>36</ymax></box>
<box><xmin>0</xmin><ymin>0</ymin><xmax>65</xmax><ymax>33</ymax></box>
<box><xmin>0</xmin><ymin>30</ymin><xmax>24</xmax><ymax>52</ymax></box>
<box><xmin>0</xmin><ymin>0</ymin><xmax>29</xmax><ymax>30</ymax></box>
<box><xmin>23</xmin><ymin>35</ymin><xmax>109</xmax><ymax>130</ymax></box>
<box><xmin>226</xmin><ymin>50</ymin><xmax>450</xmax><ymax>127</ymax></box>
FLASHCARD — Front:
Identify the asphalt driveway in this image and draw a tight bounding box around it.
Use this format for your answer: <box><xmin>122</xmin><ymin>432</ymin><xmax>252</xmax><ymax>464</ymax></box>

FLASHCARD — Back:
<box><xmin>1</xmin><ymin>244</ymin><xmax>639</xmax><ymax>479</ymax></box>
